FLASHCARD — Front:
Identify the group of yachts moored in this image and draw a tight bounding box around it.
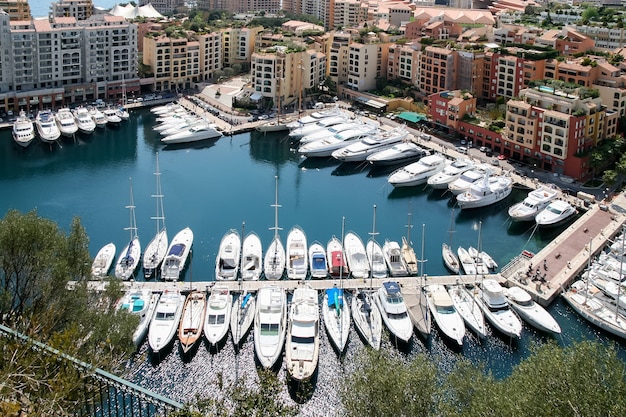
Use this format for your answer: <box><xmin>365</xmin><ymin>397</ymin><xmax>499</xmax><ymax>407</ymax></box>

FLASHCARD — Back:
<box><xmin>151</xmin><ymin>102</ymin><xmax>222</xmax><ymax>144</ymax></box>
<box><xmin>562</xmin><ymin>227</ymin><xmax>626</xmax><ymax>340</ymax></box>
<box><xmin>11</xmin><ymin>106</ymin><xmax>129</xmax><ymax>148</ymax></box>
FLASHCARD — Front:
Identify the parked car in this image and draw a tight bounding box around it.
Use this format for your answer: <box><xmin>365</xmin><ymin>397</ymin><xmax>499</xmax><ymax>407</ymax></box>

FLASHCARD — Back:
<box><xmin>456</xmin><ymin>146</ymin><xmax>468</xmax><ymax>154</ymax></box>
<box><xmin>490</xmin><ymin>158</ymin><xmax>499</xmax><ymax>166</ymax></box>
<box><xmin>497</xmin><ymin>154</ymin><xmax>506</xmax><ymax>160</ymax></box>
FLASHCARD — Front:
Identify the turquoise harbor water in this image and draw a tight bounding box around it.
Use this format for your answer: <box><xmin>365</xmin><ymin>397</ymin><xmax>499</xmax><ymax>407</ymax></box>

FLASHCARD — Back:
<box><xmin>0</xmin><ymin>108</ymin><xmax>624</xmax><ymax>414</ymax></box>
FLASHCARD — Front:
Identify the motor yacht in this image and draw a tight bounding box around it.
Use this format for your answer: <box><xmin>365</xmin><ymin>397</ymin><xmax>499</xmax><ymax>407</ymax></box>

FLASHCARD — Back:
<box><xmin>331</xmin><ymin>126</ymin><xmax>409</xmax><ymax>162</ymax></box>
<box><xmin>286</xmin><ymin>106</ymin><xmax>342</xmax><ymax>129</ymax></box>
<box><xmin>116</xmin><ymin>106</ymin><xmax>130</xmax><ymax>121</ymax></box>
<box><xmin>161</xmin><ymin>227</ymin><xmax>194</xmax><ymax>281</ymax></box>
<box><xmin>299</xmin><ymin>121</ymin><xmax>365</xmax><ymax>145</ymax></box>
<box><xmin>382</xmin><ymin>239</ymin><xmax>408</xmax><ymax>277</ymax></box>
<box><xmin>456</xmin><ymin>174</ymin><xmax>513</xmax><ymax>209</ymax></box>
<box><xmin>298</xmin><ymin>125</ymin><xmax>379</xmax><ymax>158</ymax></box>
<box><xmin>35</xmin><ymin>110</ymin><xmax>61</xmax><ymax>143</ymax></box>
<box><xmin>103</xmin><ymin>107</ymin><xmax>122</xmax><ymax>126</ymax></box>
<box><xmin>327</xmin><ymin>236</ymin><xmax>349</xmax><ymax>278</ymax></box>
<box><xmin>427</xmin><ymin>158</ymin><xmax>474</xmax><ymax>189</ymax></box>
<box><xmin>215</xmin><ymin>229</ymin><xmax>241</xmax><ymax>281</ymax></box>
<box><xmin>73</xmin><ymin>107</ymin><xmax>96</xmax><ymax>134</ymax></box>
<box><xmin>286</xmin><ymin>225</ymin><xmax>308</xmax><ymax>280</ymax></box>
<box><xmin>508</xmin><ymin>186</ymin><xmax>559</xmax><ymax>222</ymax></box>
<box><xmin>162</xmin><ymin>123</ymin><xmax>222</xmax><ymax>144</ymax></box>
<box><xmin>12</xmin><ymin>110</ymin><xmax>35</xmax><ymax>147</ymax></box>
<box><xmin>447</xmin><ymin>164</ymin><xmax>490</xmax><ymax>195</ymax></box>
<box><xmin>55</xmin><ymin>108</ymin><xmax>78</xmax><ymax>137</ymax></box>
<box><xmin>240</xmin><ymin>232</ymin><xmax>263</xmax><ymax>281</ymax></box>
<box><xmin>288</xmin><ymin>115</ymin><xmax>349</xmax><ymax>139</ymax></box>
<box><xmin>344</xmin><ymin>231</ymin><xmax>370</xmax><ymax>279</ymax></box>
<box><xmin>204</xmin><ymin>285</ymin><xmax>232</xmax><ymax>346</ymax></box>
<box><xmin>376</xmin><ymin>281</ymin><xmax>413</xmax><ymax>342</ymax></box>
<box><xmin>388</xmin><ymin>154</ymin><xmax>447</xmax><ymax>187</ymax></box>
<box><xmin>366</xmin><ymin>142</ymin><xmax>428</xmax><ymax>166</ymax></box>
<box><xmin>425</xmin><ymin>284</ymin><xmax>465</xmax><ymax>346</ymax></box>
<box><xmin>148</xmin><ymin>290</ymin><xmax>185</xmax><ymax>354</ymax></box>
<box><xmin>535</xmin><ymin>200</ymin><xmax>576</xmax><ymax>227</ymax></box>
<box><xmin>89</xmin><ymin>107</ymin><xmax>107</xmax><ymax>128</ymax></box>
<box><xmin>366</xmin><ymin>239</ymin><xmax>388</xmax><ymax>279</ymax></box>
<box><xmin>476</xmin><ymin>279</ymin><xmax>522</xmax><ymax>339</ymax></box>
<box><xmin>285</xmin><ymin>286</ymin><xmax>320</xmax><ymax>381</ymax></box>
<box><xmin>254</xmin><ymin>285</ymin><xmax>288</xmax><ymax>369</ymax></box>
<box><xmin>505</xmin><ymin>286</ymin><xmax>561</xmax><ymax>334</ymax></box>
<box><xmin>117</xmin><ymin>289</ymin><xmax>160</xmax><ymax>348</ymax></box>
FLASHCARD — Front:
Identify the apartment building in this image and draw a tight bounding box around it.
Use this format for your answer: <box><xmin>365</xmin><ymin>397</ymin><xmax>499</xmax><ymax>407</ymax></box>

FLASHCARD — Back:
<box><xmin>387</xmin><ymin>43</ymin><xmax>419</xmax><ymax>86</ymax></box>
<box><xmin>493</xmin><ymin>53</ymin><xmax>525</xmax><ymax>100</ymax></box>
<box><xmin>0</xmin><ymin>13</ymin><xmax>137</xmax><ymax>112</ymax></box>
<box><xmin>250</xmin><ymin>46</ymin><xmax>326</xmax><ymax>108</ymax></box>
<box><xmin>51</xmin><ymin>0</ymin><xmax>94</xmax><ymax>20</ymax></box>
<box><xmin>328</xmin><ymin>32</ymin><xmax>351</xmax><ymax>88</ymax></box>
<box><xmin>197</xmin><ymin>0</ymin><xmax>280</xmax><ymax>13</ymax></box>
<box><xmin>0</xmin><ymin>0</ymin><xmax>31</xmax><ymax>20</ymax></box>
<box><xmin>503</xmin><ymin>86</ymin><xmax>608</xmax><ymax>179</ymax></box>
<box><xmin>221</xmin><ymin>26</ymin><xmax>263</xmax><ymax>70</ymax></box>
<box><xmin>346</xmin><ymin>42</ymin><xmax>387</xmax><ymax>92</ymax></box>
<box><xmin>146</xmin><ymin>0</ymin><xmax>185</xmax><ymax>14</ymax></box>
<box><xmin>330</xmin><ymin>0</ymin><xmax>368</xmax><ymax>30</ymax></box>
<box><xmin>534</xmin><ymin>28</ymin><xmax>594</xmax><ymax>56</ymax></box>
<box><xmin>571</xmin><ymin>24</ymin><xmax>626</xmax><ymax>50</ymax></box>
<box><xmin>428</xmin><ymin>90</ymin><xmax>476</xmax><ymax>132</ymax></box>
<box><xmin>144</xmin><ymin>31</ymin><xmax>222</xmax><ymax>92</ymax></box>
<box><xmin>418</xmin><ymin>46</ymin><xmax>456</xmax><ymax>97</ymax></box>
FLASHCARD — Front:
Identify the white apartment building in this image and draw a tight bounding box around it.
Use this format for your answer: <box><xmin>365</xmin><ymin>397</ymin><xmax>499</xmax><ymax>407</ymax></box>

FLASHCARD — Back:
<box><xmin>221</xmin><ymin>27</ymin><xmax>263</xmax><ymax>70</ymax></box>
<box><xmin>51</xmin><ymin>0</ymin><xmax>94</xmax><ymax>20</ymax></box>
<box><xmin>572</xmin><ymin>25</ymin><xmax>626</xmax><ymax>49</ymax></box>
<box><xmin>0</xmin><ymin>13</ymin><xmax>137</xmax><ymax>111</ymax></box>
<box><xmin>328</xmin><ymin>32</ymin><xmax>351</xmax><ymax>88</ymax></box>
<box><xmin>346</xmin><ymin>42</ymin><xmax>387</xmax><ymax>92</ymax></box>
<box><xmin>331</xmin><ymin>0</ymin><xmax>368</xmax><ymax>29</ymax></box>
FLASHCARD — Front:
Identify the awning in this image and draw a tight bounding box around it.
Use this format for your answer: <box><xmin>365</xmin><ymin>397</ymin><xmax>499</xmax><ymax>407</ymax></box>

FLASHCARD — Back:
<box><xmin>249</xmin><ymin>92</ymin><xmax>263</xmax><ymax>101</ymax></box>
<box><xmin>355</xmin><ymin>96</ymin><xmax>387</xmax><ymax>109</ymax></box>
<box><xmin>398</xmin><ymin>112</ymin><xmax>427</xmax><ymax>123</ymax></box>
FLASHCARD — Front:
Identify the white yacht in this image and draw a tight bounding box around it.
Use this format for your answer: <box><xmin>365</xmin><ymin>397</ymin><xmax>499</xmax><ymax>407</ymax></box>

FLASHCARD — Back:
<box><xmin>116</xmin><ymin>106</ymin><xmax>130</xmax><ymax>121</ymax></box>
<box><xmin>143</xmin><ymin>154</ymin><xmax>168</xmax><ymax>279</ymax></box>
<box><xmin>286</xmin><ymin>106</ymin><xmax>343</xmax><ymax>129</ymax></box>
<box><xmin>447</xmin><ymin>165</ymin><xmax>490</xmax><ymax>195</ymax></box>
<box><xmin>89</xmin><ymin>107</ymin><xmax>107</xmax><ymax>128</ymax></box>
<box><xmin>103</xmin><ymin>107</ymin><xmax>122</xmax><ymax>125</ymax></box>
<box><xmin>344</xmin><ymin>231</ymin><xmax>370</xmax><ymax>279</ymax></box>
<box><xmin>442</xmin><ymin>243</ymin><xmax>460</xmax><ymax>275</ymax></box>
<box><xmin>286</xmin><ymin>225</ymin><xmax>308</xmax><ymax>280</ymax></box>
<box><xmin>148</xmin><ymin>290</ymin><xmax>185</xmax><ymax>354</ymax></box>
<box><xmin>366</xmin><ymin>239</ymin><xmax>388</xmax><ymax>279</ymax></box>
<box><xmin>508</xmin><ymin>186</ymin><xmax>559</xmax><ymax>222</ymax></box>
<box><xmin>254</xmin><ymin>285</ymin><xmax>288</xmax><ymax>369</ymax></box>
<box><xmin>331</xmin><ymin>126</ymin><xmax>409</xmax><ymax>162</ymax></box>
<box><xmin>215</xmin><ymin>229</ymin><xmax>241</xmax><ymax>281</ymax></box>
<box><xmin>427</xmin><ymin>158</ymin><xmax>474</xmax><ymax>189</ymax></box>
<box><xmin>327</xmin><ymin>236</ymin><xmax>349</xmax><ymax>278</ymax></box>
<box><xmin>535</xmin><ymin>200</ymin><xmax>576</xmax><ymax>227</ymax></box>
<box><xmin>376</xmin><ymin>281</ymin><xmax>413</xmax><ymax>342</ymax></box>
<box><xmin>309</xmin><ymin>241</ymin><xmax>328</xmax><ymax>279</ymax></box>
<box><xmin>299</xmin><ymin>121</ymin><xmax>364</xmax><ymax>145</ymax></box>
<box><xmin>425</xmin><ymin>284</ymin><xmax>465</xmax><ymax>346</ymax></box>
<box><xmin>382</xmin><ymin>240</ymin><xmax>408</xmax><ymax>277</ymax></box>
<box><xmin>288</xmin><ymin>115</ymin><xmax>349</xmax><ymax>139</ymax></box>
<box><xmin>55</xmin><ymin>108</ymin><xmax>78</xmax><ymax>137</ymax></box>
<box><xmin>351</xmin><ymin>290</ymin><xmax>383</xmax><ymax>350</ymax></box>
<box><xmin>73</xmin><ymin>107</ymin><xmax>96</xmax><ymax>134</ymax></box>
<box><xmin>204</xmin><ymin>285</ymin><xmax>232</xmax><ymax>346</ymax></box>
<box><xmin>456</xmin><ymin>174</ymin><xmax>513</xmax><ymax>209</ymax></box>
<box><xmin>477</xmin><ymin>279</ymin><xmax>522</xmax><ymax>339</ymax></box>
<box><xmin>115</xmin><ymin>180</ymin><xmax>141</xmax><ymax>281</ymax></box>
<box><xmin>117</xmin><ymin>289</ymin><xmax>160</xmax><ymax>348</ymax></box>
<box><xmin>322</xmin><ymin>287</ymin><xmax>351</xmax><ymax>353</ymax></box>
<box><xmin>161</xmin><ymin>227</ymin><xmax>194</xmax><ymax>281</ymax></box>
<box><xmin>12</xmin><ymin>110</ymin><xmax>35</xmax><ymax>148</ymax></box>
<box><xmin>457</xmin><ymin>247</ymin><xmax>477</xmax><ymax>275</ymax></box>
<box><xmin>505</xmin><ymin>286</ymin><xmax>561</xmax><ymax>334</ymax></box>
<box><xmin>366</xmin><ymin>142</ymin><xmax>428</xmax><ymax>166</ymax></box>
<box><xmin>298</xmin><ymin>125</ymin><xmax>379</xmax><ymax>158</ymax></box>
<box><xmin>388</xmin><ymin>154</ymin><xmax>447</xmax><ymax>187</ymax></box>
<box><xmin>285</xmin><ymin>286</ymin><xmax>320</xmax><ymax>381</ymax></box>
<box><xmin>158</xmin><ymin>118</ymin><xmax>203</xmax><ymax>137</ymax></box>
<box><xmin>240</xmin><ymin>232</ymin><xmax>263</xmax><ymax>281</ymax></box>
<box><xmin>35</xmin><ymin>110</ymin><xmax>61</xmax><ymax>143</ymax></box>
<box><xmin>162</xmin><ymin>123</ymin><xmax>222</xmax><ymax>144</ymax></box>
<box><xmin>91</xmin><ymin>242</ymin><xmax>116</xmax><ymax>279</ymax></box>
<box><xmin>447</xmin><ymin>285</ymin><xmax>487</xmax><ymax>339</ymax></box>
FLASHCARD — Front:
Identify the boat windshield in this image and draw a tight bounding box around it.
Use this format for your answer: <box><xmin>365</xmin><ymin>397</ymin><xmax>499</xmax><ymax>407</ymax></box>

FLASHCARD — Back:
<box><xmin>260</xmin><ymin>323</ymin><xmax>280</xmax><ymax>336</ymax></box>
<box><xmin>388</xmin><ymin>311</ymin><xmax>407</xmax><ymax>320</ymax></box>
<box><xmin>546</xmin><ymin>205</ymin><xmax>564</xmax><ymax>214</ymax></box>
<box><xmin>437</xmin><ymin>305</ymin><xmax>456</xmax><ymax>314</ymax></box>
<box><xmin>155</xmin><ymin>312</ymin><xmax>176</xmax><ymax>320</ymax></box>
<box><xmin>207</xmin><ymin>314</ymin><xmax>225</xmax><ymax>325</ymax></box>
<box><xmin>291</xmin><ymin>335</ymin><xmax>315</xmax><ymax>344</ymax></box>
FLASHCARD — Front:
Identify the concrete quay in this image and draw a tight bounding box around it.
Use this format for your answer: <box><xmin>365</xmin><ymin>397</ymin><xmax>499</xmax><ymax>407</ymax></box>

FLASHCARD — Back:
<box><xmin>85</xmin><ymin>273</ymin><xmax>504</xmax><ymax>295</ymax></box>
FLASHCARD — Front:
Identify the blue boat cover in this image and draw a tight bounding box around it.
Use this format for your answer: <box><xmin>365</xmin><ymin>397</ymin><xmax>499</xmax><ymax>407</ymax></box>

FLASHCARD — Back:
<box><xmin>312</xmin><ymin>253</ymin><xmax>326</xmax><ymax>269</ymax></box>
<box><xmin>168</xmin><ymin>243</ymin><xmax>185</xmax><ymax>256</ymax></box>
<box><xmin>326</xmin><ymin>288</ymin><xmax>344</xmax><ymax>308</ymax></box>
<box><xmin>241</xmin><ymin>293</ymin><xmax>251</xmax><ymax>309</ymax></box>
<box><xmin>383</xmin><ymin>281</ymin><xmax>401</xmax><ymax>295</ymax></box>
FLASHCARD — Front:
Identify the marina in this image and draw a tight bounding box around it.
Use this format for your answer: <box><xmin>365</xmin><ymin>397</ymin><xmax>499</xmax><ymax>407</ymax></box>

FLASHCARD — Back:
<box><xmin>3</xmin><ymin>104</ymin><xmax>626</xmax><ymax>413</ymax></box>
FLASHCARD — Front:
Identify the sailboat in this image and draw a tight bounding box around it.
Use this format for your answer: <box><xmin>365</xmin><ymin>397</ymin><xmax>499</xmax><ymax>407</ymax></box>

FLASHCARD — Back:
<box><xmin>401</xmin><ymin>209</ymin><xmax>419</xmax><ymax>275</ymax></box>
<box><xmin>178</xmin><ymin>290</ymin><xmax>207</xmax><ymax>354</ymax></box>
<box><xmin>442</xmin><ymin>208</ymin><xmax>460</xmax><ymax>274</ymax></box>
<box><xmin>403</xmin><ymin>223</ymin><xmax>431</xmax><ymax>339</ymax></box>
<box><xmin>264</xmin><ymin>176</ymin><xmax>285</xmax><ymax>280</ymax></box>
<box><xmin>115</xmin><ymin>178</ymin><xmax>141</xmax><ymax>280</ymax></box>
<box><xmin>230</xmin><ymin>290</ymin><xmax>257</xmax><ymax>346</ymax></box>
<box><xmin>143</xmin><ymin>153</ymin><xmax>168</xmax><ymax>279</ymax></box>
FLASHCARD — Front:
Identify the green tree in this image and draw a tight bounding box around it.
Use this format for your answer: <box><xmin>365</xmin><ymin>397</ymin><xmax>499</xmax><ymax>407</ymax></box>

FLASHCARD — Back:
<box><xmin>341</xmin><ymin>349</ymin><xmax>438</xmax><ymax>417</ymax></box>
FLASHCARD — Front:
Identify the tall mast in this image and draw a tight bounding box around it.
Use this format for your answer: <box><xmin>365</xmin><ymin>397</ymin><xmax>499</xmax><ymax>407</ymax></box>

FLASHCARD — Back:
<box><xmin>151</xmin><ymin>152</ymin><xmax>166</xmax><ymax>235</ymax></box>
<box><xmin>368</xmin><ymin>205</ymin><xmax>378</xmax><ymax>290</ymax></box>
<box><xmin>270</xmin><ymin>176</ymin><xmax>281</xmax><ymax>239</ymax></box>
<box><xmin>125</xmin><ymin>177</ymin><xmax>137</xmax><ymax>241</ymax></box>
